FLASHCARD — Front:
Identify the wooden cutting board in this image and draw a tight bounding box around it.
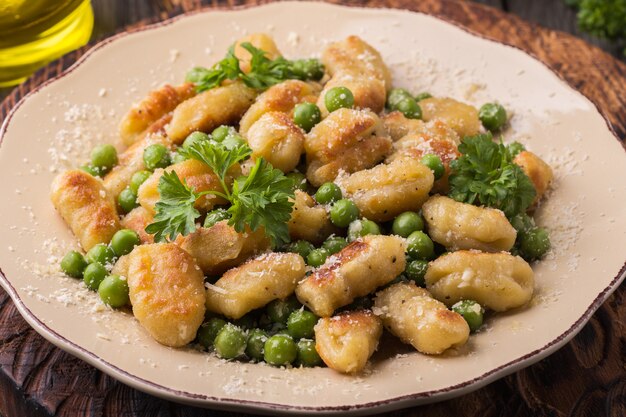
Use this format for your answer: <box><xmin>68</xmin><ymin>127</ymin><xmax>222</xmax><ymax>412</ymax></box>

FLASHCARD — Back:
<box><xmin>1</xmin><ymin>1</ymin><xmax>625</xmax><ymax>416</ymax></box>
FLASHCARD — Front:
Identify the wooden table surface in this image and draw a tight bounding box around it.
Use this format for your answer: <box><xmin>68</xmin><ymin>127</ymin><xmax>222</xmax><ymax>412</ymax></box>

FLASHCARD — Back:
<box><xmin>1</xmin><ymin>1</ymin><xmax>625</xmax><ymax>416</ymax></box>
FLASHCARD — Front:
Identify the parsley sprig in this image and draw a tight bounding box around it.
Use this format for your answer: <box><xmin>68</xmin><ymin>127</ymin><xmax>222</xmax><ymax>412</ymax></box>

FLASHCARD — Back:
<box><xmin>448</xmin><ymin>133</ymin><xmax>536</xmax><ymax>218</ymax></box>
<box><xmin>185</xmin><ymin>43</ymin><xmax>324</xmax><ymax>93</ymax></box>
<box><xmin>145</xmin><ymin>140</ymin><xmax>294</xmax><ymax>246</ymax></box>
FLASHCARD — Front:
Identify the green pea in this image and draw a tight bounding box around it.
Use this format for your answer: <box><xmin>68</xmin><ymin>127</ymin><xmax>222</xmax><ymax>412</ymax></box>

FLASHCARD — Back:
<box><xmin>129</xmin><ymin>170</ymin><xmax>152</xmax><ymax>194</ymax></box>
<box><xmin>406</xmin><ymin>231</ymin><xmax>435</xmax><ymax>260</ymax></box>
<box><xmin>214</xmin><ymin>323</ymin><xmax>247</xmax><ymax>359</ymax></box>
<box><xmin>479</xmin><ymin>103</ymin><xmax>507</xmax><ymax>131</ymax></box>
<box><xmin>118</xmin><ymin>188</ymin><xmax>138</xmax><ymax>214</ymax></box>
<box><xmin>414</xmin><ymin>92</ymin><xmax>432</xmax><ymax>101</ymax></box>
<box><xmin>508</xmin><ymin>141</ymin><xmax>526</xmax><ymax>158</ymax></box>
<box><xmin>283</xmin><ymin>240</ymin><xmax>315</xmax><ymax>260</ymax></box>
<box><xmin>297</xmin><ymin>339</ymin><xmax>323</xmax><ymax>367</ymax></box>
<box><xmin>420</xmin><ymin>154</ymin><xmax>445</xmax><ymax>180</ymax></box>
<box><xmin>86</xmin><ymin>243</ymin><xmax>116</xmax><ymax>266</ymax></box>
<box><xmin>221</xmin><ymin>132</ymin><xmax>246</xmax><ymax>150</ymax></box>
<box><xmin>387</xmin><ymin>88</ymin><xmax>412</xmax><ymax>109</ymax></box>
<box><xmin>519</xmin><ymin>227</ymin><xmax>551</xmax><ymax>260</ymax></box>
<box><xmin>143</xmin><ymin>144</ymin><xmax>171</xmax><ymax>171</ymax></box>
<box><xmin>98</xmin><ymin>274</ymin><xmax>129</xmax><ymax>308</ymax></box>
<box><xmin>329</xmin><ymin>199</ymin><xmax>359</xmax><ymax>228</ymax></box>
<box><xmin>171</xmin><ymin>151</ymin><xmax>187</xmax><ymax>164</ymax></box>
<box><xmin>79</xmin><ymin>164</ymin><xmax>101</xmax><ymax>177</ymax></box>
<box><xmin>264</xmin><ymin>334</ymin><xmax>297</xmax><ymax>366</ymax></box>
<box><xmin>60</xmin><ymin>250</ymin><xmax>88</xmax><ymax>278</ymax></box>
<box><xmin>405</xmin><ymin>260</ymin><xmax>428</xmax><ymax>286</ymax></box>
<box><xmin>392</xmin><ymin>211</ymin><xmax>424</xmax><ymax>237</ymax></box>
<box><xmin>287</xmin><ymin>172</ymin><xmax>307</xmax><ymax>191</ymax></box>
<box><xmin>293</xmin><ymin>103</ymin><xmax>321</xmax><ymax>132</ymax></box>
<box><xmin>315</xmin><ymin>182</ymin><xmax>342</xmax><ymax>204</ymax></box>
<box><xmin>90</xmin><ymin>144</ymin><xmax>118</xmax><ymax>174</ymax></box>
<box><xmin>287</xmin><ymin>309</ymin><xmax>318</xmax><ymax>339</ymax></box>
<box><xmin>347</xmin><ymin>219</ymin><xmax>381</xmax><ymax>241</ymax></box>
<box><xmin>197</xmin><ymin>317</ymin><xmax>227</xmax><ymax>349</ymax></box>
<box><xmin>211</xmin><ymin>125</ymin><xmax>234</xmax><ymax>142</ymax></box>
<box><xmin>291</xmin><ymin>59</ymin><xmax>324</xmax><ymax>81</ymax></box>
<box><xmin>83</xmin><ymin>262</ymin><xmax>108</xmax><ymax>291</ymax></box>
<box><xmin>510</xmin><ymin>213</ymin><xmax>535</xmax><ymax>234</ymax></box>
<box><xmin>204</xmin><ymin>208</ymin><xmax>230</xmax><ymax>228</ymax></box>
<box><xmin>322</xmin><ymin>236</ymin><xmax>348</xmax><ymax>255</ymax></box>
<box><xmin>245</xmin><ymin>329</ymin><xmax>268</xmax><ymax>361</ymax></box>
<box><xmin>183</xmin><ymin>131</ymin><xmax>209</xmax><ymax>149</ymax></box>
<box><xmin>396</xmin><ymin>98</ymin><xmax>422</xmax><ymax>119</ymax></box>
<box><xmin>451</xmin><ymin>300</ymin><xmax>484</xmax><ymax>332</ymax></box>
<box><xmin>307</xmin><ymin>248</ymin><xmax>329</xmax><ymax>267</ymax></box>
<box><xmin>110</xmin><ymin>229</ymin><xmax>140</xmax><ymax>257</ymax></box>
<box><xmin>267</xmin><ymin>296</ymin><xmax>301</xmax><ymax>324</ymax></box>
<box><xmin>324</xmin><ymin>86</ymin><xmax>354</xmax><ymax>113</ymax></box>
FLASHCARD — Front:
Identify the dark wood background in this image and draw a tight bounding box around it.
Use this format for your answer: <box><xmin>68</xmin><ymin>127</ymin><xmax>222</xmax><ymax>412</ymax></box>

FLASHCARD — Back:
<box><xmin>1</xmin><ymin>1</ymin><xmax>625</xmax><ymax>416</ymax></box>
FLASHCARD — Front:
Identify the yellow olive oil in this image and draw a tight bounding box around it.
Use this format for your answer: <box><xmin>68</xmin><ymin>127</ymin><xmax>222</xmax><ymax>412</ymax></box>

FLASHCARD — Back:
<box><xmin>0</xmin><ymin>0</ymin><xmax>93</xmax><ymax>87</ymax></box>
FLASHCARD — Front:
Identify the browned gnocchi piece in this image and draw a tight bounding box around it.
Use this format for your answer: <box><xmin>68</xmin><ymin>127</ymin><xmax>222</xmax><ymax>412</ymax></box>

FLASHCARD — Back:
<box><xmin>234</xmin><ymin>33</ymin><xmax>282</xmax><ymax>74</ymax></box>
<box><xmin>425</xmin><ymin>250</ymin><xmax>535</xmax><ymax>312</ymax></box>
<box><xmin>288</xmin><ymin>190</ymin><xmax>338</xmax><ymax>245</ymax></box>
<box><xmin>137</xmin><ymin>159</ymin><xmax>237</xmax><ymax>214</ymax></box>
<box><xmin>51</xmin><ymin>170</ymin><xmax>120</xmax><ymax>251</ymax></box>
<box><xmin>374</xmin><ymin>282</ymin><xmax>469</xmax><ymax>354</ymax></box>
<box><xmin>126</xmin><ymin>243</ymin><xmax>206</xmax><ymax>347</ymax></box>
<box><xmin>420</xmin><ymin>97</ymin><xmax>481</xmax><ymax>138</ymax></box>
<box><xmin>336</xmin><ymin>157</ymin><xmax>434</xmax><ymax>222</ymax></box>
<box><xmin>422</xmin><ymin>195</ymin><xmax>517</xmax><ymax>252</ymax></box>
<box><xmin>382</xmin><ymin>111</ymin><xmax>426</xmax><ymax>141</ymax></box>
<box><xmin>317</xmin><ymin>74</ymin><xmax>387</xmax><ymax>115</ymax></box>
<box><xmin>118</xmin><ymin>83</ymin><xmax>196</xmax><ymax>147</ymax></box>
<box><xmin>120</xmin><ymin>206</ymin><xmax>155</xmax><ymax>244</ymax></box>
<box><xmin>246</xmin><ymin>112</ymin><xmax>305</xmax><ymax>173</ymax></box>
<box><xmin>514</xmin><ymin>151</ymin><xmax>554</xmax><ymax>205</ymax></box>
<box><xmin>205</xmin><ymin>252</ymin><xmax>306</xmax><ymax>319</ymax></box>
<box><xmin>174</xmin><ymin>221</ymin><xmax>270</xmax><ymax>275</ymax></box>
<box><xmin>304</xmin><ymin>108</ymin><xmax>392</xmax><ymax>187</ymax></box>
<box><xmin>314</xmin><ymin>310</ymin><xmax>383</xmax><ymax>374</ymax></box>
<box><xmin>295</xmin><ymin>235</ymin><xmax>406</xmax><ymax>317</ymax></box>
<box><xmin>239</xmin><ymin>80</ymin><xmax>320</xmax><ymax>134</ymax></box>
<box><xmin>166</xmin><ymin>82</ymin><xmax>257</xmax><ymax>143</ymax></box>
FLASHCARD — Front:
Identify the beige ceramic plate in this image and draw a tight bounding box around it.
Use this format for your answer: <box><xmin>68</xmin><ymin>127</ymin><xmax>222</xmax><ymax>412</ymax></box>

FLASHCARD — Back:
<box><xmin>0</xmin><ymin>2</ymin><xmax>625</xmax><ymax>414</ymax></box>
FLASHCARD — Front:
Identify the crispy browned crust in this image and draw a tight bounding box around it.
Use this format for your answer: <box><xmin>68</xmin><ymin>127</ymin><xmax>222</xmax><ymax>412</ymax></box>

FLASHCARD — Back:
<box><xmin>287</xmin><ymin>190</ymin><xmax>339</xmax><ymax>244</ymax></box>
<box><xmin>120</xmin><ymin>206</ymin><xmax>154</xmax><ymax>244</ymax></box>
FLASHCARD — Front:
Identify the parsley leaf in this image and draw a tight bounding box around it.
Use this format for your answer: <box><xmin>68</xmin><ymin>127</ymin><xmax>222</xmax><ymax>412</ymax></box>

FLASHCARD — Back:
<box><xmin>448</xmin><ymin>133</ymin><xmax>536</xmax><ymax>218</ymax></box>
<box><xmin>145</xmin><ymin>140</ymin><xmax>295</xmax><ymax>246</ymax></box>
<box><xmin>186</xmin><ymin>42</ymin><xmax>324</xmax><ymax>93</ymax></box>
<box><xmin>145</xmin><ymin>171</ymin><xmax>201</xmax><ymax>243</ymax></box>
<box><xmin>229</xmin><ymin>158</ymin><xmax>295</xmax><ymax>246</ymax></box>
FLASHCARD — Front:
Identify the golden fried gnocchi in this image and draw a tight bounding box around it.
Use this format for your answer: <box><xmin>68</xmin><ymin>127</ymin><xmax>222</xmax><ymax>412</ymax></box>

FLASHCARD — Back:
<box><xmin>51</xmin><ymin>170</ymin><xmax>120</xmax><ymax>251</ymax></box>
<box><xmin>382</xmin><ymin>111</ymin><xmax>426</xmax><ymax>141</ymax></box>
<box><xmin>205</xmin><ymin>252</ymin><xmax>305</xmax><ymax>319</ymax></box>
<box><xmin>336</xmin><ymin>157</ymin><xmax>434</xmax><ymax>222</ymax></box>
<box><xmin>425</xmin><ymin>251</ymin><xmax>535</xmax><ymax>312</ymax></box>
<box><xmin>137</xmin><ymin>159</ymin><xmax>237</xmax><ymax>214</ymax></box>
<box><xmin>234</xmin><ymin>33</ymin><xmax>282</xmax><ymax>74</ymax></box>
<box><xmin>126</xmin><ymin>243</ymin><xmax>206</xmax><ymax>347</ymax></box>
<box><xmin>422</xmin><ymin>195</ymin><xmax>517</xmax><ymax>252</ymax></box>
<box><xmin>374</xmin><ymin>282</ymin><xmax>469</xmax><ymax>354</ymax></box>
<box><xmin>295</xmin><ymin>235</ymin><xmax>406</xmax><ymax>317</ymax></box>
<box><xmin>118</xmin><ymin>83</ymin><xmax>196</xmax><ymax>147</ymax></box>
<box><xmin>314</xmin><ymin>310</ymin><xmax>383</xmax><ymax>374</ymax></box>
<box><xmin>317</xmin><ymin>75</ymin><xmax>387</xmax><ymax>115</ymax></box>
<box><xmin>166</xmin><ymin>82</ymin><xmax>257</xmax><ymax>143</ymax></box>
<box><xmin>120</xmin><ymin>206</ymin><xmax>154</xmax><ymax>244</ymax></box>
<box><xmin>175</xmin><ymin>221</ymin><xmax>270</xmax><ymax>275</ymax></box>
<box><xmin>514</xmin><ymin>151</ymin><xmax>554</xmax><ymax>205</ymax></box>
<box><xmin>304</xmin><ymin>108</ymin><xmax>392</xmax><ymax>187</ymax></box>
<box><xmin>239</xmin><ymin>80</ymin><xmax>320</xmax><ymax>134</ymax></box>
<box><xmin>246</xmin><ymin>112</ymin><xmax>305</xmax><ymax>173</ymax></box>
<box><xmin>288</xmin><ymin>190</ymin><xmax>338</xmax><ymax>244</ymax></box>
<box><xmin>420</xmin><ymin>97</ymin><xmax>481</xmax><ymax>138</ymax></box>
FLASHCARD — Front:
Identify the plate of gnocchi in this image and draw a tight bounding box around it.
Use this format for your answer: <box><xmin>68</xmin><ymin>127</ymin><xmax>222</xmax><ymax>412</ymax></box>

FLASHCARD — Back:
<box><xmin>0</xmin><ymin>2</ymin><xmax>625</xmax><ymax>414</ymax></box>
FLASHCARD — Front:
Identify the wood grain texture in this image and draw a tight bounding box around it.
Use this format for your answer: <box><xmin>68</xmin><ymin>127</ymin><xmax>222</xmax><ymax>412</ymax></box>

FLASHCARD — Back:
<box><xmin>0</xmin><ymin>1</ymin><xmax>625</xmax><ymax>416</ymax></box>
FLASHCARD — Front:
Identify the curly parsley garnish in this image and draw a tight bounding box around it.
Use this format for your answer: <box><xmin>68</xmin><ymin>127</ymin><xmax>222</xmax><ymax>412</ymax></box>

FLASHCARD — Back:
<box><xmin>185</xmin><ymin>43</ymin><xmax>324</xmax><ymax>93</ymax></box>
<box><xmin>448</xmin><ymin>133</ymin><xmax>536</xmax><ymax>218</ymax></box>
<box><xmin>145</xmin><ymin>140</ymin><xmax>294</xmax><ymax>246</ymax></box>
